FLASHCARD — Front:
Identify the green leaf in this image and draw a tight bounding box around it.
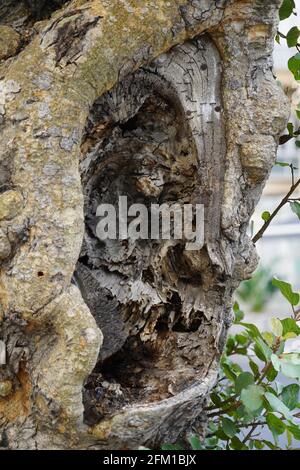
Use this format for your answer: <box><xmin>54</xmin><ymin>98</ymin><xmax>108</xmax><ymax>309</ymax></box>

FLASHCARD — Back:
<box><xmin>261</xmin><ymin>211</ymin><xmax>271</xmax><ymax>222</ymax></box>
<box><xmin>266</xmin><ymin>365</ymin><xmax>278</xmax><ymax>382</ymax></box>
<box><xmin>287</xmin><ymin>122</ymin><xmax>295</xmax><ymax>135</ymax></box>
<box><xmin>254</xmin><ymin>345</ymin><xmax>266</xmax><ymax>363</ymax></box>
<box><xmin>233</xmin><ymin>347</ymin><xmax>248</xmax><ymax>356</ymax></box>
<box><xmin>221</xmin><ymin>418</ymin><xmax>237</xmax><ymax>438</ymax></box>
<box><xmin>263</xmin><ymin>331</ymin><xmax>275</xmax><ymax>346</ymax></box>
<box><xmin>272</xmin><ymin>277</ymin><xmax>300</xmax><ymax>306</ymax></box>
<box><xmin>270</xmin><ymin>318</ymin><xmax>283</xmax><ymax>337</ymax></box>
<box><xmin>290</xmin><ymin>201</ymin><xmax>300</xmax><ymax>220</ymax></box>
<box><xmin>210</xmin><ymin>392</ymin><xmax>222</xmax><ymax>407</ymax></box>
<box><xmin>288</xmin><ymin>423</ymin><xmax>300</xmax><ymax>440</ymax></box>
<box><xmin>208</xmin><ymin>421</ymin><xmax>218</xmax><ymax>433</ymax></box>
<box><xmin>249</xmin><ymin>359</ymin><xmax>260</xmax><ymax>378</ymax></box>
<box><xmin>288</xmin><ymin>53</ymin><xmax>300</xmax><ymax>81</ymax></box>
<box><xmin>266</xmin><ymin>413</ymin><xmax>286</xmax><ymax>435</ymax></box>
<box><xmin>188</xmin><ymin>435</ymin><xmax>203</xmax><ymax>450</ymax></box>
<box><xmin>283</xmin><ymin>332</ymin><xmax>297</xmax><ymax>340</ymax></box>
<box><xmin>241</xmin><ymin>385</ymin><xmax>264</xmax><ymax>412</ymax></box>
<box><xmin>231</xmin><ymin>362</ymin><xmax>243</xmax><ymax>375</ymax></box>
<box><xmin>253</xmin><ymin>440</ymin><xmax>264</xmax><ymax>450</ymax></box>
<box><xmin>279</xmin><ymin>0</ymin><xmax>295</xmax><ymax>20</ymax></box>
<box><xmin>161</xmin><ymin>444</ymin><xmax>183</xmax><ymax>450</ymax></box>
<box><xmin>280</xmin><ymin>354</ymin><xmax>300</xmax><ymax>379</ymax></box>
<box><xmin>221</xmin><ymin>362</ymin><xmax>237</xmax><ymax>382</ymax></box>
<box><xmin>254</xmin><ymin>336</ymin><xmax>273</xmax><ymax>361</ymax></box>
<box><xmin>286</xmin><ymin>27</ymin><xmax>300</xmax><ymax>47</ymax></box>
<box><xmin>204</xmin><ymin>436</ymin><xmax>220</xmax><ymax>449</ymax></box>
<box><xmin>233</xmin><ymin>301</ymin><xmax>244</xmax><ymax>323</ymax></box>
<box><xmin>264</xmin><ymin>392</ymin><xmax>294</xmax><ymax>421</ymax></box>
<box><xmin>271</xmin><ymin>353</ymin><xmax>281</xmax><ymax>372</ymax></box>
<box><xmin>235</xmin><ymin>372</ymin><xmax>255</xmax><ymax>395</ymax></box>
<box><xmin>236</xmin><ymin>334</ymin><xmax>248</xmax><ymax>345</ymax></box>
<box><xmin>262</xmin><ymin>440</ymin><xmax>279</xmax><ymax>450</ymax></box>
<box><xmin>230</xmin><ymin>436</ymin><xmax>245</xmax><ymax>450</ymax></box>
<box><xmin>287</xmin><ymin>428</ymin><xmax>293</xmax><ymax>447</ymax></box>
<box><xmin>226</xmin><ymin>336</ymin><xmax>235</xmax><ymax>354</ymax></box>
<box><xmin>281</xmin><ymin>384</ymin><xmax>299</xmax><ymax>410</ymax></box>
<box><xmin>215</xmin><ymin>428</ymin><xmax>229</xmax><ymax>441</ymax></box>
<box><xmin>275</xmin><ymin>161</ymin><xmax>291</xmax><ymax>167</ymax></box>
<box><xmin>240</xmin><ymin>322</ymin><xmax>261</xmax><ymax>339</ymax></box>
<box><xmin>281</xmin><ymin>317</ymin><xmax>300</xmax><ymax>335</ymax></box>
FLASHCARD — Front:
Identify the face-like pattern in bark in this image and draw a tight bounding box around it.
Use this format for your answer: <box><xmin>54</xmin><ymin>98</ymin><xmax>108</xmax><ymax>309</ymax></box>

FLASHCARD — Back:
<box><xmin>75</xmin><ymin>37</ymin><xmax>226</xmax><ymax>424</ymax></box>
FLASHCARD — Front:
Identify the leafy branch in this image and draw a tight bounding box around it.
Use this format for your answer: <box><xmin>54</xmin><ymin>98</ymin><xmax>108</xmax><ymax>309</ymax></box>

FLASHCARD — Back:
<box><xmin>277</xmin><ymin>30</ymin><xmax>300</xmax><ymax>53</ymax></box>
<box><xmin>252</xmin><ymin>173</ymin><xmax>300</xmax><ymax>243</ymax></box>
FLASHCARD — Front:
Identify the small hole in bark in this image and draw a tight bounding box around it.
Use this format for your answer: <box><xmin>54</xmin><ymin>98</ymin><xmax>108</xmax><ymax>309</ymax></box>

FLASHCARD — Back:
<box><xmin>119</xmin><ymin>116</ymin><xmax>139</xmax><ymax>134</ymax></box>
<box><xmin>27</xmin><ymin>0</ymin><xmax>70</xmax><ymax>21</ymax></box>
<box><xmin>215</xmin><ymin>106</ymin><xmax>221</xmax><ymax>112</ymax></box>
<box><xmin>218</xmin><ymin>273</ymin><xmax>227</xmax><ymax>283</ymax></box>
<box><xmin>77</xmin><ymin>255</ymin><xmax>90</xmax><ymax>266</ymax></box>
<box><xmin>83</xmin><ymin>336</ymin><xmax>163</xmax><ymax>424</ymax></box>
<box><xmin>185</xmin><ymin>273</ymin><xmax>203</xmax><ymax>286</ymax></box>
<box><xmin>172</xmin><ymin>314</ymin><xmax>203</xmax><ymax>332</ymax></box>
<box><xmin>37</xmin><ymin>271</ymin><xmax>44</xmax><ymax>277</ymax></box>
<box><xmin>201</xmin><ymin>63</ymin><xmax>208</xmax><ymax>70</ymax></box>
<box><xmin>142</xmin><ymin>267</ymin><xmax>155</xmax><ymax>284</ymax></box>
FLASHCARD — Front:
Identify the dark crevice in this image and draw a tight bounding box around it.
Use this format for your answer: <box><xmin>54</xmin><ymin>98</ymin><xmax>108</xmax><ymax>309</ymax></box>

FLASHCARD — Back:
<box><xmin>83</xmin><ymin>335</ymin><xmax>160</xmax><ymax>425</ymax></box>
<box><xmin>25</xmin><ymin>0</ymin><xmax>70</xmax><ymax>21</ymax></box>
<box><xmin>77</xmin><ymin>54</ymin><xmax>217</xmax><ymax>425</ymax></box>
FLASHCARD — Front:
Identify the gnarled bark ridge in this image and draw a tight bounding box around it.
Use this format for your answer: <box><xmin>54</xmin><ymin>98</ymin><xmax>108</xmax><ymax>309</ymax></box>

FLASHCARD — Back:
<box><xmin>0</xmin><ymin>0</ymin><xmax>289</xmax><ymax>449</ymax></box>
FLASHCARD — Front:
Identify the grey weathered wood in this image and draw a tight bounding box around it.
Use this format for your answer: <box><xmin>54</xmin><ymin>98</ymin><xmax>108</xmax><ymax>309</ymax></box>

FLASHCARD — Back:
<box><xmin>76</xmin><ymin>37</ymin><xmax>224</xmax><ymax>442</ymax></box>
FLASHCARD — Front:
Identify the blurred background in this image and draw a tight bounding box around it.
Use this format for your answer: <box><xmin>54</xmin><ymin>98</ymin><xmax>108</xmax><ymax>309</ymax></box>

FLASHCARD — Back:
<box><xmin>238</xmin><ymin>0</ymin><xmax>300</xmax><ymax>343</ymax></box>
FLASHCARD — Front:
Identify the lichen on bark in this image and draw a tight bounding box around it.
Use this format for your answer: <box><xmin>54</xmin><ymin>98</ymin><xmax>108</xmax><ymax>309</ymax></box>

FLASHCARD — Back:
<box><xmin>0</xmin><ymin>0</ymin><xmax>290</xmax><ymax>449</ymax></box>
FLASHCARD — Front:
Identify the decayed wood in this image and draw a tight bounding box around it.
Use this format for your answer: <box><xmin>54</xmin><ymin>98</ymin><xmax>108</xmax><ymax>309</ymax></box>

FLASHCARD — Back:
<box><xmin>76</xmin><ymin>37</ymin><xmax>224</xmax><ymax>444</ymax></box>
<box><xmin>0</xmin><ymin>0</ymin><xmax>289</xmax><ymax>449</ymax></box>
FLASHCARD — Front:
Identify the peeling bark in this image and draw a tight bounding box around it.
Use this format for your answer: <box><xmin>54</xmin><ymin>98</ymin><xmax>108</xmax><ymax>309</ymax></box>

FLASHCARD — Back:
<box><xmin>0</xmin><ymin>0</ymin><xmax>290</xmax><ymax>449</ymax></box>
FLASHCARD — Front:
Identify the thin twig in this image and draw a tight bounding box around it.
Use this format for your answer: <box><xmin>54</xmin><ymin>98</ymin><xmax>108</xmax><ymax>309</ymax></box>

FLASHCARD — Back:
<box><xmin>252</xmin><ymin>177</ymin><xmax>300</xmax><ymax>243</ymax></box>
<box><xmin>242</xmin><ymin>423</ymin><xmax>258</xmax><ymax>444</ymax></box>
<box><xmin>205</xmin><ymin>393</ymin><xmax>238</xmax><ymax>411</ymax></box>
<box><xmin>242</xmin><ymin>412</ymin><xmax>267</xmax><ymax>444</ymax></box>
<box><xmin>206</xmin><ymin>401</ymin><xmax>241</xmax><ymax>418</ymax></box>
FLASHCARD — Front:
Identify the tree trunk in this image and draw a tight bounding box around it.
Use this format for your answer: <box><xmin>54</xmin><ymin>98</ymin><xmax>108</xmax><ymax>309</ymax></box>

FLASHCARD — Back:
<box><xmin>0</xmin><ymin>0</ymin><xmax>289</xmax><ymax>449</ymax></box>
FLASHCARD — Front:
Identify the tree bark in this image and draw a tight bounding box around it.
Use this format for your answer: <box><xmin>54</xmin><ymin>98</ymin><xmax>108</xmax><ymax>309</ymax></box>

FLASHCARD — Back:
<box><xmin>0</xmin><ymin>0</ymin><xmax>289</xmax><ymax>449</ymax></box>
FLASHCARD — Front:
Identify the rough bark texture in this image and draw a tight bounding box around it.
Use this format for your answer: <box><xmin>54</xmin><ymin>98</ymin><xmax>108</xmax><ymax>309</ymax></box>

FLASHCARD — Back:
<box><xmin>0</xmin><ymin>0</ymin><xmax>290</xmax><ymax>449</ymax></box>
